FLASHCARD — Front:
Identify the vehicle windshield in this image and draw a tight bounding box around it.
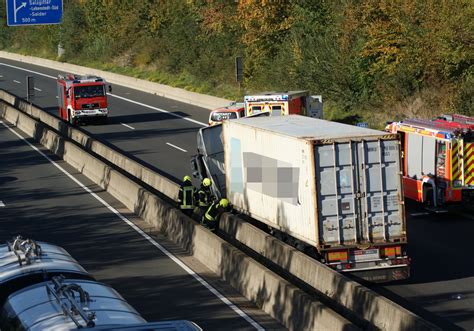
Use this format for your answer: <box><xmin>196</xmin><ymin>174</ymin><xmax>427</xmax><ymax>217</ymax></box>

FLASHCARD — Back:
<box><xmin>74</xmin><ymin>85</ymin><xmax>105</xmax><ymax>98</ymax></box>
<box><xmin>210</xmin><ymin>112</ymin><xmax>238</xmax><ymax>122</ymax></box>
<box><xmin>229</xmin><ymin>101</ymin><xmax>245</xmax><ymax>108</ymax></box>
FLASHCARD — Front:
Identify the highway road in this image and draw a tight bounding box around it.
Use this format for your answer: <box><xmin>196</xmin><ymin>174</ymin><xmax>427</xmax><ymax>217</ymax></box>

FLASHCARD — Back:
<box><xmin>0</xmin><ymin>119</ymin><xmax>284</xmax><ymax>330</ymax></box>
<box><xmin>376</xmin><ymin>202</ymin><xmax>474</xmax><ymax>330</ymax></box>
<box><xmin>0</xmin><ymin>57</ymin><xmax>210</xmax><ymax>183</ymax></box>
<box><xmin>1</xmin><ymin>57</ymin><xmax>473</xmax><ymax>330</ymax></box>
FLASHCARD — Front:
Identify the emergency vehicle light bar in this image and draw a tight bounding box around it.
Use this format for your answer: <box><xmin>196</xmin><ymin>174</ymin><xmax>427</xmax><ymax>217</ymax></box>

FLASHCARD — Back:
<box><xmin>244</xmin><ymin>94</ymin><xmax>289</xmax><ymax>102</ymax></box>
<box><xmin>397</xmin><ymin>124</ymin><xmax>451</xmax><ymax>140</ymax></box>
<box><xmin>58</xmin><ymin>73</ymin><xmax>104</xmax><ymax>84</ymax></box>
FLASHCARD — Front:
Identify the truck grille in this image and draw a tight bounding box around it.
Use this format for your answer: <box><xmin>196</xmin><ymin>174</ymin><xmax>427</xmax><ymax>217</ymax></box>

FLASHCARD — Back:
<box><xmin>81</xmin><ymin>103</ymin><xmax>99</xmax><ymax>109</ymax></box>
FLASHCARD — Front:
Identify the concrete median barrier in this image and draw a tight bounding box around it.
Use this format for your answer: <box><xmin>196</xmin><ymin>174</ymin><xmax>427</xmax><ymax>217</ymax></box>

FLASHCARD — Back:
<box><xmin>0</xmin><ymin>90</ymin><xmax>179</xmax><ymax>200</ymax></box>
<box><xmin>220</xmin><ymin>214</ymin><xmax>440</xmax><ymax>331</ymax></box>
<box><xmin>0</xmin><ymin>51</ymin><xmax>230</xmax><ymax>110</ymax></box>
<box><xmin>0</xmin><ymin>101</ymin><xmax>359</xmax><ymax>331</ymax></box>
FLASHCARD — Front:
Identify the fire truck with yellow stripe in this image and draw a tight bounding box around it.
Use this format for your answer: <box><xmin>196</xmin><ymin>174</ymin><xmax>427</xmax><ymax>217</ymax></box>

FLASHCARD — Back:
<box><xmin>386</xmin><ymin>114</ymin><xmax>474</xmax><ymax>208</ymax></box>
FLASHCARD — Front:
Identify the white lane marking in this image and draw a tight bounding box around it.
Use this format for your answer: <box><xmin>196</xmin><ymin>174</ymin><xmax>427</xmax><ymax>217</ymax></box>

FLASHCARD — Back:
<box><xmin>166</xmin><ymin>142</ymin><xmax>187</xmax><ymax>153</ymax></box>
<box><xmin>0</xmin><ymin>62</ymin><xmax>208</xmax><ymax>127</ymax></box>
<box><xmin>110</xmin><ymin>93</ymin><xmax>207</xmax><ymax>127</ymax></box>
<box><xmin>0</xmin><ymin>120</ymin><xmax>263</xmax><ymax>330</ymax></box>
<box><xmin>0</xmin><ymin>201</ymin><xmax>5</xmax><ymax>207</ymax></box>
<box><xmin>34</xmin><ymin>87</ymin><xmax>42</xmax><ymax>92</ymax></box>
<box><xmin>120</xmin><ymin>122</ymin><xmax>135</xmax><ymax>130</ymax></box>
<box><xmin>0</xmin><ymin>62</ymin><xmax>56</xmax><ymax>79</ymax></box>
<box><xmin>410</xmin><ymin>212</ymin><xmax>430</xmax><ymax>217</ymax></box>
<box><xmin>55</xmin><ymin>96</ymin><xmax>58</xmax><ymax>99</ymax></box>
<box><xmin>13</xmin><ymin>80</ymin><xmax>21</xmax><ymax>84</ymax></box>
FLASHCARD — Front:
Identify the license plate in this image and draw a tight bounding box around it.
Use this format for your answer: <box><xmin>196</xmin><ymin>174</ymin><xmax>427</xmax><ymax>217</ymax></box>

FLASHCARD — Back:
<box><xmin>351</xmin><ymin>249</ymin><xmax>379</xmax><ymax>262</ymax></box>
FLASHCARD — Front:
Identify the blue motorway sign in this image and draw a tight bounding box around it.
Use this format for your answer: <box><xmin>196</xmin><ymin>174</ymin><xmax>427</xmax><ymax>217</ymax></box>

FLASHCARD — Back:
<box><xmin>6</xmin><ymin>0</ymin><xmax>63</xmax><ymax>26</ymax></box>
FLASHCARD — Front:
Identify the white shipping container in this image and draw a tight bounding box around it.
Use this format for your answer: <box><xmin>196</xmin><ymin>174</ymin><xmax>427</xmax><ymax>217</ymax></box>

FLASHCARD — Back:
<box><xmin>223</xmin><ymin>115</ymin><xmax>406</xmax><ymax>250</ymax></box>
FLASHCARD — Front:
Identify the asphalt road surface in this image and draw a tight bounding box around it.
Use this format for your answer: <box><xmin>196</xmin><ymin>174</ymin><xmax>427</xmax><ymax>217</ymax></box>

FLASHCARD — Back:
<box><xmin>0</xmin><ymin>119</ymin><xmax>284</xmax><ymax>331</ymax></box>
<box><xmin>0</xmin><ymin>58</ymin><xmax>211</xmax><ymax>183</ymax></box>
<box><xmin>1</xmin><ymin>57</ymin><xmax>473</xmax><ymax>330</ymax></box>
<box><xmin>377</xmin><ymin>202</ymin><xmax>474</xmax><ymax>330</ymax></box>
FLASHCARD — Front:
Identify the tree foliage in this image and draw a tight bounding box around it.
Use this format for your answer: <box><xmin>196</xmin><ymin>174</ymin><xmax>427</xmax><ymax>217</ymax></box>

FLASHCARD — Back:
<box><xmin>0</xmin><ymin>0</ymin><xmax>472</xmax><ymax>120</ymax></box>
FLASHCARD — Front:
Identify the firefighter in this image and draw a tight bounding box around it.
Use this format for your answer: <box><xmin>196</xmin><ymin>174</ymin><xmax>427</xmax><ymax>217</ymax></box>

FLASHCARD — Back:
<box><xmin>197</xmin><ymin>178</ymin><xmax>214</xmax><ymax>207</ymax></box>
<box><xmin>201</xmin><ymin>198</ymin><xmax>230</xmax><ymax>231</ymax></box>
<box><xmin>193</xmin><ymin>177</ymin><xmax>215</xmax><ymax>220</ymax></box>
<box><xmin>177</xmin><ymin>175</ymin><xmax>196</xmax><ymax>216</ymax></box>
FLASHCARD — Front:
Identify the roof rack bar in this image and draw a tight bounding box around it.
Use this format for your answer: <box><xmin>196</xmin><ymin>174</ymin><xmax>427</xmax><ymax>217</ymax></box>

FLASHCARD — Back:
<box><xmin>7</xmin><ymin>235</ymin><xmax>42</xmax><ymax>266</ymax></box>
<box><xmin>47</xmin><ymin>275</ymin><xmax>96</xmax><ymax>328</ymax></box>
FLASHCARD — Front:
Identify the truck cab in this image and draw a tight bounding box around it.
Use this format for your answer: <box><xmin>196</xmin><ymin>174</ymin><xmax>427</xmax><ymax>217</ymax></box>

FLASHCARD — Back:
<box><xmin>208</xmin><ymin>101</ymin><xmax>245</xmax><ymax>126</ymax></box>
<box><xmin>57</xmin><ymin>74</ymin><xmax>111</xmax><ymax>125</ymax></box>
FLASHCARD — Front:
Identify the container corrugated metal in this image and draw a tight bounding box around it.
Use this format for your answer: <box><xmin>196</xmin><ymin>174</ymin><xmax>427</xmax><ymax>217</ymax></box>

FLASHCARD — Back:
<box><xmin>223</xmin><ymin>115</ymin><xmax>406</xmax><ymax>250</ymax></box>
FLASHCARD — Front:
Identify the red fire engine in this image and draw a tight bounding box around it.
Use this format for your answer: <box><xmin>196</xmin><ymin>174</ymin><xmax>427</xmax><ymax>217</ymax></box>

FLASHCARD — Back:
<box><xmin>244</xmin><ymin>91</ymin><xmax>323</xmax><ymax>119</ymax></box>
<box><xmin>386</xmin><ymin>114</ymin><xmax>474</xmax><ymax>208</ymax></box>
<box><xmin>57</xmin><ymin>74</ymin><xmax>111</xmax><ymax>125</ymax></box>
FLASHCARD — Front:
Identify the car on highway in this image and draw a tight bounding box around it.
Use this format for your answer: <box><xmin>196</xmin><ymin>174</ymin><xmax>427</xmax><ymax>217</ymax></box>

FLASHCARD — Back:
<box><xmin>208</xmin><ymin>101</ymin><xmax>245</xmax><ymax>126</ymax></box>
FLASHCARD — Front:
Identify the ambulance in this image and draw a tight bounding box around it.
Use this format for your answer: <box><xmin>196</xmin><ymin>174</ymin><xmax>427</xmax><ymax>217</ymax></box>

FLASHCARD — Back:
<box><xmin>244</xmin><ymin>91</ymin><xmax>323</xmax><ymax>119</ymax></box>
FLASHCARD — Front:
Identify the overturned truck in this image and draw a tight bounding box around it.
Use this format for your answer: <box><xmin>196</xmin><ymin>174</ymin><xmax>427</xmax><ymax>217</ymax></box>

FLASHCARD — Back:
<box><xmin>192</xmin><ymin>115</ymin><xmax>410</xmax><ymax>282</ymax></box>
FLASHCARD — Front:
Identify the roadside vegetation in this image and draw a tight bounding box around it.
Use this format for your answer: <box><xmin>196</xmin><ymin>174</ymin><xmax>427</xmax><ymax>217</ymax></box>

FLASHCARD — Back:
<box><xmin>0</xmin><ymin>0</ymin><xmax>472</xmax><ymax>128</ymax></box>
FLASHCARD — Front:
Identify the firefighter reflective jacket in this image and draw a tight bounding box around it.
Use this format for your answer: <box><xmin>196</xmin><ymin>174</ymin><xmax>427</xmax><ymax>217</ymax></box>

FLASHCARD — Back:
<box><xmin>204</xmin><ymin>201</ymin><xmax>220</xmax><ymax>222</ymax></box>
<box><xmin>178</xmin><ymin>180</ymin><xmax>195</xmax><ymax>210</ymax></box>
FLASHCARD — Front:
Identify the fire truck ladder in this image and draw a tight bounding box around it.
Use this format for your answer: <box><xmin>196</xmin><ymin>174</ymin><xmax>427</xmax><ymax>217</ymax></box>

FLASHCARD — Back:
<box><xmin>7</xmin><ymin>235</ymin><xmax>42</xmax><ymax>266</ymax></box>
<box><xmin>46</xmin><ymin>275</ymin><xmax>96</xmax><ymax>328</ymax></box>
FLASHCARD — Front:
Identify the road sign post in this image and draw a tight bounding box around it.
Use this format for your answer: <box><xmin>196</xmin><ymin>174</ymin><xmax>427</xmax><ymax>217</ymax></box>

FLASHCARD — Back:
<box><xmin>235</xmin><ymin>56</ymin><xmax>243</xmax><ymax>90</ymax></box>
<box><xmin>26</xmin><ymin>76</ymin><xmax>35</xmax><ymax>102</ymax></box>
<box><xmin>6</xmin><ymin>0</ymin><xmax>63</xmax><ymax>26</ymax></box>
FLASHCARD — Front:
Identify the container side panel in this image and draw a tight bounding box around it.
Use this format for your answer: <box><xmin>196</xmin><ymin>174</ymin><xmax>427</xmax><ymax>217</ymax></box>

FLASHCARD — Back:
<box><xmin>225</xmin><ymin>121</ymin><xmax>317</xmax><ymax>245</ymax></box>
<box><xmin>229</xmin><ymin>137</ymin><xmax>244</xmax><ymax>195</ymax></box>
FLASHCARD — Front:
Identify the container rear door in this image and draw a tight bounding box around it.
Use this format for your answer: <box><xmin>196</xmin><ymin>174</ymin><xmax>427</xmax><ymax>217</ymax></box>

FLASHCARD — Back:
<box><xmin>315</xmin><ymin>142</ymin><xmax>359</xmax><ymax>246</ymax></box>
<box><xmin>357</xmin><ymin>139</ymin><xmax>404</xmax><ymax>243</ymax></box>
<box><xmin>315</xmin><ymin>139</ymin><xmax>404</xmax><ymax>246</ymax></box>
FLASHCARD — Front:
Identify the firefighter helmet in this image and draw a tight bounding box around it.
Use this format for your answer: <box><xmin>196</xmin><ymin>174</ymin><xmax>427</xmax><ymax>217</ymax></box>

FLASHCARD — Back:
<box><xmin>183</xmin><ymin>175</ymin><xmax>192</xmax><ymax>182</ymax></box>
<box><xmin>219</xmin><ymin>198</ymin><xmax>229</xmax><ymax>208</ymax></box>
<box><xmin>203</xmin><ymin>178</ymin><xmax>212</xmax><ymax>187</ymax></box>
